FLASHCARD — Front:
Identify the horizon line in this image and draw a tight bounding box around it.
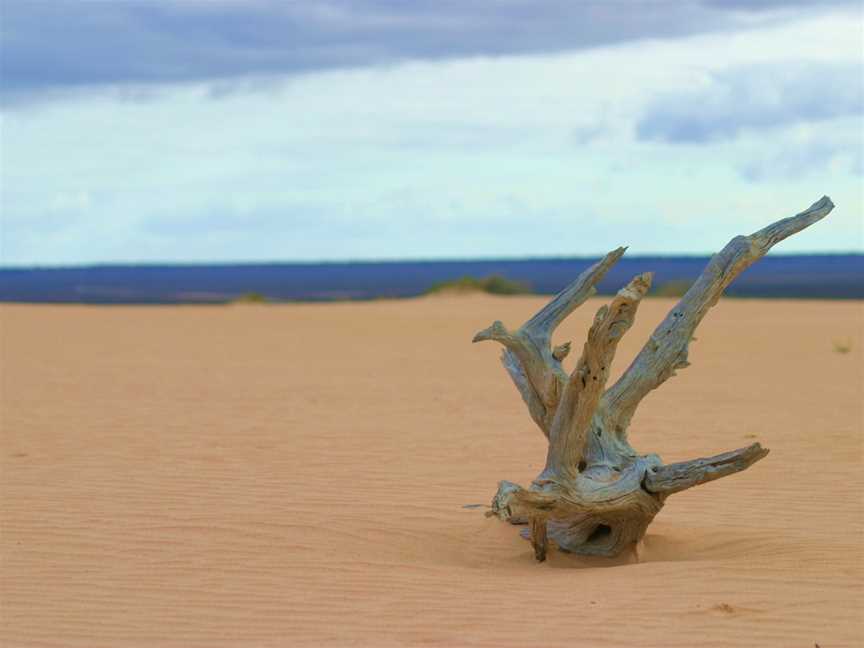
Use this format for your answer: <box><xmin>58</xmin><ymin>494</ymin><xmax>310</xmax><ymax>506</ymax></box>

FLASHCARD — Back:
<box><xmin>2</xmin><ymin>250</ymin><xmax>862</xmax><ymax>271</ymax></box>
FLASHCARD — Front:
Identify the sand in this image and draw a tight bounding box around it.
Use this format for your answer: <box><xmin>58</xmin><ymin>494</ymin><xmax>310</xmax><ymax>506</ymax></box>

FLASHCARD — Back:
<box><xmin>1</xmin><ymin>297</ymin><xmax>862</xmax><ymax>647</ymax></box>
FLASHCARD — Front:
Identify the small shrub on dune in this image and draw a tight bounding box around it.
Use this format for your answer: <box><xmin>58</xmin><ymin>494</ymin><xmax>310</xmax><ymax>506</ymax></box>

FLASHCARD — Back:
<box><xmin>832</xmin><ymin>338</ymin><xmax>853</xmax><ymax>354</ymax></box>
<box><xmin>482</xmin><ymin>275</ymin><xmax>532</xmax><ymax>295</ymax></box>
<box><xmin>426</xmin><ymin>275</ymin><xmax>532</xmax><ymax>296</ymax></box>
<box><xmin>233</xmin><ymin>292</ymin><xmax>270</xmax><ymax>304</ymax></box>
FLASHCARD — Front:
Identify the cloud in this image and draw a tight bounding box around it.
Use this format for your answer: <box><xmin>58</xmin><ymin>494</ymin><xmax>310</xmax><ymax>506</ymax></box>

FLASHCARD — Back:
<box><xmin>735</xmin><ymin>121</ymin><xmax>864</xmax><ymax>182</ymax></box>
<box><xmin>636</xmin><ymin>62</ymin><xmax>864</xmax><ymax>143</ymax></box>
<box><xmin>2</xmin><ymin>7</ymin><xmax>862</xmax><ymax>265</ymax></box>
<box><xmin>1</xmin><ymin>0</ymin><xmax>855</xmax><ymax>105</ymax></box>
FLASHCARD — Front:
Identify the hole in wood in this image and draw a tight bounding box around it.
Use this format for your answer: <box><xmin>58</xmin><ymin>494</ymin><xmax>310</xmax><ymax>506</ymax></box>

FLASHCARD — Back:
<box><xmin>586</xmin><ymin>524</ymin><xmax>612</xmax><ymax>545</ymax></box>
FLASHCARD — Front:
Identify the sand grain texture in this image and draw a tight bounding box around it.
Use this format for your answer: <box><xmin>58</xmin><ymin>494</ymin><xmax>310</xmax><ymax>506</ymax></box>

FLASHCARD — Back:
<box><xmin>1</xmin><ymin>297</ymin><xmax>862</xmax><ymax>647</ymax></box>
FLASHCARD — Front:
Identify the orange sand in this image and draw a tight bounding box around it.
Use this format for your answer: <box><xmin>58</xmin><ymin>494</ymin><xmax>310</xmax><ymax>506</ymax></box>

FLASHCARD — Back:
<box><xmin>1</xmin><ymin>297</ymin><xmax>862</xmax><ymax>647</ymax></box>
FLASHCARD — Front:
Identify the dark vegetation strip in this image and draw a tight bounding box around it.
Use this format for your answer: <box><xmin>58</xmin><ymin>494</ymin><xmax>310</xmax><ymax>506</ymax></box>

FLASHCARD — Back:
<box><xmin>0</xmin><ymin>255</ymin><xmax>861</xmax><ymax>303</ymax></box>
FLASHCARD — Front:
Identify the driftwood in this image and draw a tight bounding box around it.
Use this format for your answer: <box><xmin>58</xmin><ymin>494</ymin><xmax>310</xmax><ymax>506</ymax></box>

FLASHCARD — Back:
<box><xmin>474</xmin><ymin>196</ymin><xmax>834</xmax><ymax>561</ymax></box>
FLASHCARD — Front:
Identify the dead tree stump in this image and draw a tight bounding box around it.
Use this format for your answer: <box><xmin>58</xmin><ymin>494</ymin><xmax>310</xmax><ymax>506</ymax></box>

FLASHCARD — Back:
<box><xmin>474</xmin><ymin>196</ymin><xmax>834</xmax><ymax>561</ymax></box>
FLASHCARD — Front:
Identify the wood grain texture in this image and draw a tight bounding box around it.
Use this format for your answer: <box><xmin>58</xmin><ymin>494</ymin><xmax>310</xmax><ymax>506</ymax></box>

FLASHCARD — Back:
<box><xmin>1</xmin><ymin>296</ymin><xmax>862</xmax><ymax>647</ymax></box>
<box><xmin>603</xmin><ymin>196</ymin><xmax>835</xmax><ymax>434</ymax></box>
<box><xmin>476</xmin><ymin>198</ymin><xmax>833</xmax><ymax>559</ymax></box>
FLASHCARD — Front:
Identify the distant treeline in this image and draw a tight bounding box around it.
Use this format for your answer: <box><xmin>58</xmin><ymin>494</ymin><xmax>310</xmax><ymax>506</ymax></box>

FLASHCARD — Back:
<box><xmin>0</xmin><ymin>255</ymin><xmax>861</xmax><ymax>303</ymax></box>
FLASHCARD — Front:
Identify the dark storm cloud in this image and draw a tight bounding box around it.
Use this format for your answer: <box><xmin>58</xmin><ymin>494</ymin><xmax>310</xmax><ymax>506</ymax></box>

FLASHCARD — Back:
<box><xmin>0</xmin><ymin>0</ymin><xmax>854</xmax><ymax>105</ymax></box>
<box><xmin>636</xmin><ymin>63</ymin><xmax>864</xmax><ymax>143</ymax></box>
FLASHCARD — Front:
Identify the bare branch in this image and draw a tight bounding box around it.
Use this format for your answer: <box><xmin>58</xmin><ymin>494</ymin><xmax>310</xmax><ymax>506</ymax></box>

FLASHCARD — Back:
<box><xmin>473</xmin><ymin>247</ymin><xmax>626</xmax><ymax>435</ymax></box>
<box><xmin>545</xmin><ymin>273</ymin><xmax>652</xmax><ymax>479</ymax></box>
<box><xmin>643</xmin><ymin>443</ymin><xmax>769</xmax><ymax>496</ymax></box>
<box><xmin>500</xmin><ymin>349</ymin><xmax>546</xmax><ymax>432</ymax></box>
<box><xmin>521</xmin><ymin>247</ymin><xmax>626</xmax><ymax>346</ymax></box>
<box><xmin>603</xmin><ymin>196</ymin><xmax>834</xmax><ymax>435</ymax></box>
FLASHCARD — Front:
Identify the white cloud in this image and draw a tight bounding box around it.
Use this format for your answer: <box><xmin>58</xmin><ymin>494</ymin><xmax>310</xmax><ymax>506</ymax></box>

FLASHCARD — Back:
<box><xmin>1</xmin><ymin>8</ymin><xmax>862</xmax><ymax>265</ymax></box>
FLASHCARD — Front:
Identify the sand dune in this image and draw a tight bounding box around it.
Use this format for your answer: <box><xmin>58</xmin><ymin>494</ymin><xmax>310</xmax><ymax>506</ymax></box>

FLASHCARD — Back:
<box><xmin>1</xmin><ymin>297</ymin><xmax>862</xmax><ymax>647</ymax></box>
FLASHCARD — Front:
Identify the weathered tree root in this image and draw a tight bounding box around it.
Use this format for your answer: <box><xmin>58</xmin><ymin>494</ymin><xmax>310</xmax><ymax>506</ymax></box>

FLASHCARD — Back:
<box><xmin>475</xmin><ymin>196</ymin><xmax>834</xmax><ymax>561</ymax></box>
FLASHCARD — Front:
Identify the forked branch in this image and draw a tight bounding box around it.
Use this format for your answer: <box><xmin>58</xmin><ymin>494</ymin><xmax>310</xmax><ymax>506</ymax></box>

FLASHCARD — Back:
<box><xmin>545</xmin><ymin>273</ymin><xmax>652</xmax><ymax>479</ymax></box>
<box><xmin>473</xmin><ymin>247</ymin><xmax>625</xmax><ymax>435</ymax></box>
<box><xmin>603</xmin><ymin>196</ymin><xmax>835</xmax><ymax>436</ymax></box>
<box><xmin>521</xmin><ymin>246</ymin><xmax>626</xmax><ymax>346</ymax></box>
<box><xmin>475</xmin><ymin>195</ymin><xmax>834</xmax><ymax>561</ymax></box>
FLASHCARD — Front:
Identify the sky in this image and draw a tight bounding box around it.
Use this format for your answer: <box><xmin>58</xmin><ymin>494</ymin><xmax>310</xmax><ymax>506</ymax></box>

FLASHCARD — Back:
<box><xmin>1</xmin><ymin>0</ymin><xmax>862</xmax><ymax>266</ymax></box>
